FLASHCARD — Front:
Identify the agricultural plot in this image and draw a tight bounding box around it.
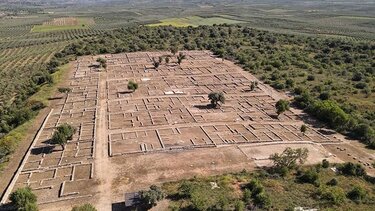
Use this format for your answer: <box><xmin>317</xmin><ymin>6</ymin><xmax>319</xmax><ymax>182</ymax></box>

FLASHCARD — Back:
<box><xmin>31</xmin><ymin>17</ymin><xmax>95</xmax><ymax>32</ymax></box>
<box><xmin>147</xmin><ymin>16</ymin><xmax>245</xmax><ymax>27</ymax></box>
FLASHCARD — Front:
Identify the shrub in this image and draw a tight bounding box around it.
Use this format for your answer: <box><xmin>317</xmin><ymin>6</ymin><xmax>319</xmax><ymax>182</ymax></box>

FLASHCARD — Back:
<box><xmin>337</xmin><ymin>162</ymin><xmax>366</xmax><ymax>177</ymax></box>
<box><xmin>297</xmin><ymin>169</ymin><xmax>319</xmax><ymax>184</ymax></box>
<box><xmin>319</xmin><ymin>92</ymin><xmax>330</xmax><ymax>100</ymax></box>
<box><xmin>275</xmin><ymin>99</ymin><xmax>290</xmax><ymax>117</ymax></box>
<box><xmin>352</xmin><ymin>72</ymin><xmax>363</xmax><ymax>81</ymax></box>
<box><xmin>72</xmin><ymin>204</ymin><xmax>97</xmax><ymax>211</ymax></box>
<box><xmin>355</xmin><ymin>82</ymin><xmax>367</xmax><ymax>89</ymax></box>
<box><xmin>208</xmin><ymin>92</ymin><xmax>225</xmax><ymax>108</ymax></box>
<box><xmin>307</xmin><ymin>75</ymin><xmax>315</xmax><ymax>81</ymax></box>
<box><xmin>244</xmin><ymin>179</ymin><xmax>271</xmax><ymax>208</ymax></box>
<box><xmin>294</xmin><ymin>87</ymin><xmax>304</xmax><ymax>95</ymax></box>
<box><xmin>347</xmin><ymin>186</ymin><xmax>366</xmax><ymax>202</ymax></box>
<box><xmin>234</xmin><ymin>200</ymin><xmax>245</xmax><ymax>211</ymax></box>
<box><xmin>10</xmin><ymin>187</ymin><xmax>37</xmax><ymax>211</ymax></box>
<box><xmin>319</xmin><ymin>186</ymin><xmax>346</xmax><ymax>205</ymax></box>
<box><xmin>326</xmin><ymin>178</ymin><xmax>338</xmax><ymax>186</ymax></box>
<box><xmin>139</xmin><ymin>185</ymin><xmax>165</xmax><ymax>207</ymax></box>
<box><xmin>243</xmin><ymin>188</ymin><xmax>252</xmax><ymax>204</ymax></box>
<box><xmin>322</xmin><ymin>159</ymin><xmax>330</xmax><ymax>168</ymax></box>
<box><xmin>307</xmin><ymin>100</ymin><xmax>349</xmax><ymax>131</ymax></box>
<box><xmin>127</xmin><ymin>80</ymin><xmax>139</xmax><ymax>92</ymax></box>
<box><xmin>253</xmin><ymin>192</ymin><xmax>271</xmax><ymax>208</ymax></box>
<box><xmin>58</xmin><ymin>87</ymin><xmax>72</xmax><ymax>93</ymax></box>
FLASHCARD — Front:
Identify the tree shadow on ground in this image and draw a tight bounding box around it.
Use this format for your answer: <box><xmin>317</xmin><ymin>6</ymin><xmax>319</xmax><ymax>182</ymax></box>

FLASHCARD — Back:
<box><xmin>318</xmin><ymin>129</ymin><xmax>336</xmax><ymax>135</ymax></box>
<box><xmin>193</xmin><ymin>104</ymin><xmax>217</xmax><ymax>109</ymax></box>
<box><xmin>118</xmin><ymin>91</ymin><xmax>133</xmax><ymax>95</ymax></box>
<box><xmin>47</xmin><ymin>96</ymin><xmax>63</xmax><ymax>100</ymax></box>
<box><xmin>31</xmin><ymin>146</ymin><xmax>55</xmax><ymax>155</ymax></box>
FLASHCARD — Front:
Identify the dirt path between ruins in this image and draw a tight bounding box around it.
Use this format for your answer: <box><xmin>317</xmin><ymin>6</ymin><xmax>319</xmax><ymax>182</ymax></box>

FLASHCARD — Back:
<box><xmin>94</xmin><ymin>71</ymin><xmax>115</xmax><ymax>211</ymax></box>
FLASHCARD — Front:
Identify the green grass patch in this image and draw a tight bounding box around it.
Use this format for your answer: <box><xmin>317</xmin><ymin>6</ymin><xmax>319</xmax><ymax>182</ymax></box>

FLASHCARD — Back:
<box><xmin>28</xmin><ymin>64</ymin><xmax>69</xmax><ymax>106</ymax></box>
<box><xmin>147</xmin><ymin>16</ymin><xmax>244</xmax><ymax>27</ymax></box>
<box><xmin>31</xmin><ymin>18</ymin><xmax>94</xmax><ymax>33</ymax></box>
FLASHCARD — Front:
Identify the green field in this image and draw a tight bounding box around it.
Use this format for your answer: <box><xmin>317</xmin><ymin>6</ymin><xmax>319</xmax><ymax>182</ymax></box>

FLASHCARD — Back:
<box><xmin>147</xmin><ymin>16</ymin><xmax>245</xmax><ymax>27</ymax></box>
<box><xmin>31</xmin><ymin>17</ymin><xmax>94</xmax><ymax>32</ymax></box>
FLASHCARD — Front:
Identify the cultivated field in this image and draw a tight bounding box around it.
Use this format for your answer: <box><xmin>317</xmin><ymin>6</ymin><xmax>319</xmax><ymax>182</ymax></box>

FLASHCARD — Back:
<box><xmin>31</xmin><ymin>17</ymin><xmax>95</xmax><ymax>32</ymax></box>
<box><xmin>2</xmin><ymin>51</ymin><xmax>374</xmax><ymax>210</ymax></box>
<box><xmin>147</xmin><ymin>16</ymin><xmax>245</xmax><ymax>27</ymax></box>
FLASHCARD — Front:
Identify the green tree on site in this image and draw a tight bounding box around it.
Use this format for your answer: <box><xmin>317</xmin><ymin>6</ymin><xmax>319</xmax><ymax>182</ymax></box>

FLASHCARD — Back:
<box><xmin>270</xmin><ymin>147</ymin><xmax>309</xmax><ymax>170</ymax></box>
<box><xmin>127</xmin><ymin>80</ymin><xmax>139</xmax><ymax>92</ymax></box>
<box><xmin>177</xmin><ymin>52</ymin><xmax>186</xmax><ymax>65</ymax></box>
<box><xmin>139</xmin><ymin>185</ymin><xmax>165</xmax><ymax>208</ymax></box>
<box><xmin>10</xmin><ymin>187</ymin><xmax>38</xmax><ymax>211</ymax></box>
<box><xmin>58</xmin><ymin>87</ymin><xmax>72</xmax><ymax>94</ymax></box>
<box><xmin>96</xmin><ymin>57</ymin><xmax>107</xmax><ymax>69</ymax></box>
<box><xmin>300</xmin><ymin>124</ymin><xmax>307</xmax><ymax>135</ymax></box>
<box><xmin>71</xmin><ymin>203</ymin><xmax>97</xmax><ymax>211</ymax></box>
<box><xmin>250</xmin><ymin>81</ymin><xmax>258</xmax><ymax>91</ymax></box>
<box><xmin>208</xmin><ymin>92</ymin><xmax>225</xmax><ymax>108</ymax></box>
<box><xmin>275</xmin><ymin>99</ymin><xmax>290</xmax><ymax>117</ymax></box>
<box><xmin>50</xmin><ymin>123</ymin><xmax>76</xmax><ymax>150</ymax></box>
<box><xmin>152</xmin><ymin>57</ymin><xmax>160</xmax><ymax>69</ymax></box>
<box><xmin>171</xmin><ymin>46</ymin><xmax>178</xmax><ymax>55</ymax></box>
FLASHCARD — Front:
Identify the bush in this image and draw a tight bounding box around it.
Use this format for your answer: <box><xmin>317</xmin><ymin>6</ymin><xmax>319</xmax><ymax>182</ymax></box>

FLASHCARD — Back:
<box><xmin>322</xmin><ymin>159</ymin><xmax>330</xmax><ymax>168</ymax></box>
<box><xmin>139</xmin><ymin>185</ymin><xmax>165</xmax><ymax>207</ymax></box>
<box><xmin>72</xmin><ymin>204</ymin><xmax>97</xmax><ymax>211</ymax></box>
<box><xmin>355</xmin><ymin>82</ymin><xmax>367</xmax><ymax>89</ymax></box>
<box><xmin>307</xmin><ymin>100</ymin><xmax>349</xmax><ymax>131</ymax></box>
<box><xmin>347</xmin><ymin>186</ymin><xmax>366</xmax><ymax>202</ymax></box>
<box><xmin>243</xmin><ymin>188</ymin><xmax>252</xmax><ymax>204</ymax></box>
<box><xmin>307</xmin><ymin>75</ymin><xmax>315</xmax><ymax>81</ymax></box>
<box><xmin>10</xmin><ymin>187</ymin><xmax>37</xmax><ymax>211</ymax></box>
<box><xmin>127</xmin><ymin>80</ymin><xmax>139</xmax><ymax>92</ymax></box>
<box><xmin>319</xmin><ymin>92</ymin><xmax>330</xmax><ymax>100</ymax></box>
<box><xmin>352</xmin><ymin>72</ymin><xmax>363</xmax><ymax>81</ymax></box>
<box><xmin>208</xmin><ymin>92</ymin><xmax>225</xmax><ymax>108</ymax></box>
<box><xmin>297</xmin><ymin>169</ymin><xmax>319</xmax><ymax>184</ymax></box>
<box><xmin>319</xmin><ymin>187</ymin><xmax>346</xmax><ymax>205</ymax></box>
<box><xmin>337</xmin><ymin>162</ymin><xmax>366</xmax><ymax>177</ymax></box>
<box><xmin>244</xmin><ymin>179</ymin><xmax>271</xmax><ymax>208</ymax></box>
<box><xmin>275</xmin><ymin>99</ymin><xmax>290</xmax><ymax>116</ymax></box>
<box><xmin>253</xmin><ymin>192</ymin><xmax>271</xmax><ymax>208</ymax></box>
<box><xmin>234</xmin><ymin>200</ymin><xmax>245</xmax><ymax>211</ymax></box>
<box><xmin>326</xmin><ymin>178</ymin><xmax>338</xmax><ymax>186</ymax></box>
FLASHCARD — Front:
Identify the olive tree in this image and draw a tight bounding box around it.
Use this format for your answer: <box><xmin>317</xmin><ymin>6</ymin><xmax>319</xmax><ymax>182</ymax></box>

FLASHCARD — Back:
<box><xmin>50</xmin><ymin>123</ymin><xmax>76</xmax><ymax>150</ymax></box>
<box><xmin>177</xmin><ymin>52</ymin><xmax>186</xmax><ymax>65</ymax></box>
<box><xmin>300</xmin><ymin>124</ymin><xmax>307</xmax><ymax>135</ymax></box>
<box><xmin>139</xmin><ymin>185</ymin><xmax>165</xmax><ymax>207</ymax></box>
<box><xmin>10</xmin><ymin>187</ymin><xmax>38</xmax><ymax>211</ymax></box>
<box><xmin>275</xmin><ymin>99</ymin><xmax>290</xmax><ymax>117</ymax></box>
<box><xmin>208</xmin><ymin>92</ymin><xmax>225</xmax><ymax>108</ymax></box>
<box><xmin>127</xmin><ymin>80</ymin><xmax>139</xmax><ymax>92</ymax></box>
<box><xmin>270</xmin><ymin>147</ymin><xmax>309</xmax><ymax>170</ymax></box>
